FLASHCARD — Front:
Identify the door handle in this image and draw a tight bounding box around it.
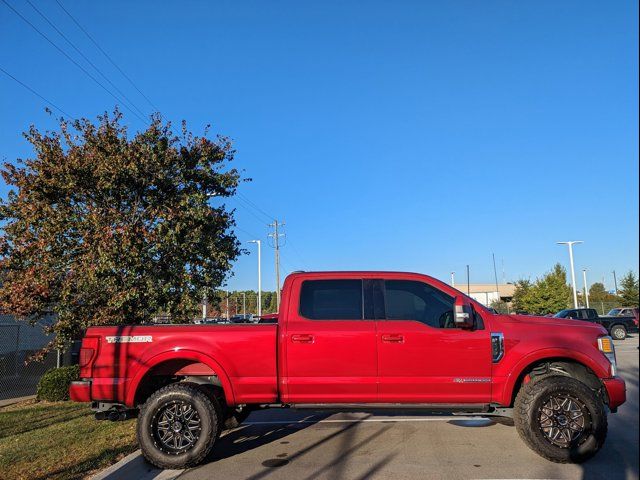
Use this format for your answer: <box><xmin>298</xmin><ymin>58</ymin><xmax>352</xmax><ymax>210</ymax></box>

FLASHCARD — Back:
<box><xmin>291</xmin><ymin>334</ymin><xmax>314</xmax><ymax>344</ymax></box>
<box><xmin>381</xmin><ymin>334</ymin><xmax>404</xmax><ymax>343</ymax></box>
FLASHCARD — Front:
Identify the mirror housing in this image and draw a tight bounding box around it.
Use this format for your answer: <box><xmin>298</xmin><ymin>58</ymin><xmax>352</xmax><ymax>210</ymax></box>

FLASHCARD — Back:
<box><xmin>454</xmin><ymin>296</ymin><xmax>474</xmax><ymax>329</ymax></box>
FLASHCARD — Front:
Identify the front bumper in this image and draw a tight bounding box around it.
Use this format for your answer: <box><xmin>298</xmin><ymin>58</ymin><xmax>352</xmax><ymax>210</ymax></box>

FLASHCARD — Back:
<box><xmin>69</xmin><ymin>380</ymin><xmax>91</xmax><ymax>403</ymax></box>
<box><xmin>603</xmin><ymin>376</ymin><xmax>626</xmax><ymax>411</ymax></box>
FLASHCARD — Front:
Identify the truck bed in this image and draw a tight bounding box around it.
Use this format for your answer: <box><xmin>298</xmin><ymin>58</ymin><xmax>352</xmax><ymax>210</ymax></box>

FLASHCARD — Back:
<box><xmin>83</xmin><ymin>323</ymin><xmax>278</xmax><ymax>406</ymax></box>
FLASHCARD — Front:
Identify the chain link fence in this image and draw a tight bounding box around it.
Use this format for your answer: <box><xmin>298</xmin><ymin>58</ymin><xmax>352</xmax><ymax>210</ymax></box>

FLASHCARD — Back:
<box><xmin>0</xmin><ymin>315</ymin><xmax>59</xmax><ymax>402</ymax></box>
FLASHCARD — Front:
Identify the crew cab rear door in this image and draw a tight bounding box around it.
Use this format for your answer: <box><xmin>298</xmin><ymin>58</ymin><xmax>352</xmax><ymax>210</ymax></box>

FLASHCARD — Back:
<box><xmin>281</xmin><ymin>277</ymin><xmax>378</xmax><ymax>403</ymax></box>
<box><xmin>375</xmin><ymin>278</ymin><xmax>492</xmax><ymax>403</ymax></box>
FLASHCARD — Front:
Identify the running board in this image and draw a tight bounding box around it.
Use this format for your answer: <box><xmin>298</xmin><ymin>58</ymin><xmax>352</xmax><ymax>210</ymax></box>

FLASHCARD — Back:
<box><xmin>285</xmin><ymin>403</ymin><xmax>491</xmax><ymax>412</ymax></box>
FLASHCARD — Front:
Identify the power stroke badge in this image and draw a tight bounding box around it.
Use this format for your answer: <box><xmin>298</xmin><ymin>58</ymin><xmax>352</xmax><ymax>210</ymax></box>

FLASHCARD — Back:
<box><xmin>105</xmin><ymin>335</ymin><xmax>153</xmax><ymax>344</ymax></box>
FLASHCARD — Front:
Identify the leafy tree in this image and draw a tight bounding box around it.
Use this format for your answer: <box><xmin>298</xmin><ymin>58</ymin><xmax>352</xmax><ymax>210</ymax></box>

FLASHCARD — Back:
<box><xmin>0</xmin><ymin>111</ymin><xmax>243</xmax><ymax>350</ymax></box>
<box><xmin>511</xmin><ymin>264</ymin><xmax>572</xmax><ymax>315</ymax></box>
<box><xmin>511</xmin><ymin>279</ymin><xmax>533</xmax><ymax>313</ymax></box>
<box><xmin>267</xmin><ymin>292</ymin><xmax>278</xmax><ymax>313</ymax></box>
<box><xmin>489</xmin><ymin>299</ymin><xmax>510</xmax><ymax>314</ymax></box>
<box><xmin>619</xmin><ymin>271</ymin><xmax>639</xmax><ymax>307</ymax></box>
<box><xmin>589</xmin><ymin>282</ymin><xmax>608</xmax><ymax>301</ymax></box>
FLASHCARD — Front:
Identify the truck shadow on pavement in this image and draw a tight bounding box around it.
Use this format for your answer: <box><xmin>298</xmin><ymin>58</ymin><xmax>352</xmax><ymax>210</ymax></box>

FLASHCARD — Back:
<box><xmin>196</xmin><ymin>412</ymin><xmax>398</xmax><ymax>480</ymax></box>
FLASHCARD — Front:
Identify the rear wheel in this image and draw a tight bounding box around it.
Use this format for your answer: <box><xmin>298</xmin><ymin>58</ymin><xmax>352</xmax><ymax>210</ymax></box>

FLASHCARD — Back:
<box><xmin>610</xmin><ymin>325</ymin><xmax>626</xmax><ymax>340</ymax></box>
<box><xmin>137</xmin><ymin>383</ymin><xmax>221</xmax><ymax>469</ymax></box>
<box><xmin>514</xmin><ymin>375</ymin><xmax>607</xmax><ymax>463</ymax></box>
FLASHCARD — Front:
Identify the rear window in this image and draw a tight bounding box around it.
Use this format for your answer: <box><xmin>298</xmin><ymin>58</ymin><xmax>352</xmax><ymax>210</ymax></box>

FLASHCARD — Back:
<box><xmin>299</xmin><ymin>280</ymin><xmax>363</xmax><ymax>320</ymax></box>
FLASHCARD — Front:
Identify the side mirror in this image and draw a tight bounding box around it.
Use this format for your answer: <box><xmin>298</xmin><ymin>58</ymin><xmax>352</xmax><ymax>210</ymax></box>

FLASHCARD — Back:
<box><xmin>454</xmin><ymin>296</ymin><xmax>474</xmax><ymax>329</ymax></box>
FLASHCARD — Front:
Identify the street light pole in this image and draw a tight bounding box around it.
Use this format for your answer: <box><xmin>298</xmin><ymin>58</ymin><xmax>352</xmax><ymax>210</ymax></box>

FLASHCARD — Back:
<box><xmin>557</xmin><ymin>241</ymin><xmax>583</xmax><ymax>309</ymax></box>
<box><xmin>242</xmin><ymin>292</ymin><xmax>246</xmax><ymax>317</ymax></box>
<box><xmin>451</xmin><ymin>272</ymin><xmax>455</xmax><ymax>287</ymax></box>
<box><xmin>582</xmin><ymin>269</ymin><xmax>590</xmax><ymax>308</ymax></box>
<box><xmin>612</xmin><ymin>270</ymin><xmax>618</xmax><ymax>296</ymax></box>
<box><xmin>248</xmin><ymin>240</ymin><xmax>262</xmax><ymax>317</ymax></box>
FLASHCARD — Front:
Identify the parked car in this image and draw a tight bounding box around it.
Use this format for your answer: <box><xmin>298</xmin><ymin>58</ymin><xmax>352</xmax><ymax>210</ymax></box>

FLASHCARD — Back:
<box><xmin>554</xmin><ymin>308</ymin><xmax>638</xmax><ymax>340</ymax></box>
<box><xmin>70</xmin><ymin>271</ymin><xmax>625</xmax><ymax>468</ymax></box>
<box><xmin>256</xmin><ymin>313</ymin><xmax>278</xmax><ymax>323</ymax></box>
<box><xmin>229</xmin><ymin>314</ymin><xmax>254</xmax><ymax>323</ymax></box>
<box><xmin>606</xmin><ymin>307</ymin><xmax>639</xmax><ymax>319</ymax></box>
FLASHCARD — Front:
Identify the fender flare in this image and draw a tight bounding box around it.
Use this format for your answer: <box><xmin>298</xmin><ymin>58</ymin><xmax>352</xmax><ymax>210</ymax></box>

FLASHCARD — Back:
<box><xmin>500</xmin><ymin>347</ymin><xmax>608</xmax><ymax>405</ymax></box>
<box><xmin>125</xmin><ymin>349</ymin><xmax>236</xmax><ymax>407</ymax></box>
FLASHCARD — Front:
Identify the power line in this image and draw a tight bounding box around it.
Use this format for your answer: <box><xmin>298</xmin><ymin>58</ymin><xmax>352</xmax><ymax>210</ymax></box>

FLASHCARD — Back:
<box><xmin>237</xmin><ymin>192</ymin><xmax>275</xmax><ymax>221</ymax></box>
<box><xmin>1</xmin><ymin>0</ymin><xmax>147</xmax><ymax>124</ymax></box>
<box><xmin>232</xmin><ymin>195</ymin><xmax>273</xmax><ymax>224</ymax></box>
<box><xmin>24</xmin><ymin>0</ymin><xmax>148</xmax><ymax>119</ymax></box>
<box><xmin>0</xmin><ymin>66</ymin><xmax>73</xmax><ymax>118</ymax></box>
<box><xmin>54</xmin><ymin>0</ymin><xmax>159</xmax><ymax>112</ymax></box>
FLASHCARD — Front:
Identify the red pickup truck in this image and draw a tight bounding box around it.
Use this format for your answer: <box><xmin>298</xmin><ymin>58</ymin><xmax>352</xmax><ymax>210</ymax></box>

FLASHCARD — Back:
<box><xmin>70</xmin><ymin>271</ymin><xmax>626</xmax><ymax>468</ymax></box>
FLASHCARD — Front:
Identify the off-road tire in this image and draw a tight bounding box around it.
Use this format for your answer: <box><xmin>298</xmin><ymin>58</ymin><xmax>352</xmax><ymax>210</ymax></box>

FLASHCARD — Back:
<box><xmin>137</xmin><ymin>383</ymin><xmax>221</xmax><ymax>469</ymax></box>
<box><xmin>223</xmin><ymin>407</ymin><xmax>252</xmax><ymax>429</ymax></box>
<box><xmin>610</xmin><ymin>325</ymin><xmax>627</xmax><ymax>340</ymax></box>
<box><xmin>514</xmin><ymin>375</ymin><xmax>607</xmax><ymax>463</ymax></box>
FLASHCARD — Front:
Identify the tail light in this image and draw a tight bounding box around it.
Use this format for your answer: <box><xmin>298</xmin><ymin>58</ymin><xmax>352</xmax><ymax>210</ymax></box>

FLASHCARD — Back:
<box><xmin>79</xmin><ymin>336</ymin><xmax>99</xmax><ymax>377</ymax></box>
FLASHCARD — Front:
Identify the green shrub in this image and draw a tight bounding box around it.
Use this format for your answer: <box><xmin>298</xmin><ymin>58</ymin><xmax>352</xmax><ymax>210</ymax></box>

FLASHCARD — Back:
<box><xmin>36</xmin><ymin>365</ymin><xmax>80</xmax><ymax>401</ymax></box>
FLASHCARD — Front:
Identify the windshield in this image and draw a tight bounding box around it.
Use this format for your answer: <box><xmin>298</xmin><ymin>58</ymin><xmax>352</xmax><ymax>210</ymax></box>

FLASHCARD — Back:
<box><xmin>554</xmin><ymin>310</ymin><xmax>570</xmax><ymax>318</ymax></box>
<box><xmin>607</xmin><ymin>309</ymin><xmax>621</xmax><ymax>316</ymax></box>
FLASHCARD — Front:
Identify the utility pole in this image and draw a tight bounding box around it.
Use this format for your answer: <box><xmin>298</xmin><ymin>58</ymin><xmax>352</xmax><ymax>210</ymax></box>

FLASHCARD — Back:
<box><xmin>225</xmin><ymin>291</ymin><xmax>229</xmax><ymax>320</ymax></box>
<box><xmin>248</xmin><ymin>240</ymin><xmax>262</xmax><ymax>317</ymax></box>
<box><xmin>582</xmin><ymin>269</ymin><xmax>590</xmax><ymax>308</ymax></box>
<box><xmin>557</xmin><ymin>241</ymin><xmax>583</xmax><ymax>309</ymax></box>
<box><xmin>451</xmin><ymin>271</ymin><xmax>455</xmax><ymax>287</ymax></box>
<box><xmin>466</xmin><ymin>265</ymin><xmax>470</xmax><ymax>295</ymax></box>
<box><xmin>492</xmin><ymin>253</ymin><xmax>500</xmax><ymax>300</ymax></box>
<box><xmin>202</xmin><ymin>295</ymin><xmax>207</xmax><ymax>321</ymax></box>
<box><xmin>242</xmin><ymin>292</ymin><xmax>246</xmax><ymax>317</ymax></box>
<box><xmin>268</xmin><ymin>220</ymin><xmax>285</xmax><ymax>309</ymax></box>
<box><xmin>612</xmin><ymin>270</ymin><xmax>618</xmax><ymax>295</ymax></box>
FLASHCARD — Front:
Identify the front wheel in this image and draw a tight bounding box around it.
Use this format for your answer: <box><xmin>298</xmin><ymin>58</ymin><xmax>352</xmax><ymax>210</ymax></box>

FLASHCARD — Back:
<box><xmin>514</xmin><ymin>375</ymin><xmax>607</xmax><ymax>463</ymax></box>
<box><xmin>137</xmin><ymin>383</ymin><xmax>221</xmax><ymax>469</ymax></box>
<box><xmin>610</xmin><ymin>325</ymin><xmax>627</xmax><ymax>340</ymax></box>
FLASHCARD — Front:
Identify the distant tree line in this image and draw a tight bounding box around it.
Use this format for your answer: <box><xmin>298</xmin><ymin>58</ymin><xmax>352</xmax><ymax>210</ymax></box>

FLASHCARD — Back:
<box><xmin>497</xmin><ymin>264</ymin><xmax>639</xmax><ymax>316</ymax></box>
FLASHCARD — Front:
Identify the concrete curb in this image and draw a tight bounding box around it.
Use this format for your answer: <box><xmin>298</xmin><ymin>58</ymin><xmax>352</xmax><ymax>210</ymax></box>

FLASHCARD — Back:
<box><xmin>0</xmin><ymin>395</ymin><xmax>35</xmax><ymax>408</ymax></box>
<box><xmin>91</xmin><ymin>450</ymin><xmax>182</xmax><ymax>480</ymax></box>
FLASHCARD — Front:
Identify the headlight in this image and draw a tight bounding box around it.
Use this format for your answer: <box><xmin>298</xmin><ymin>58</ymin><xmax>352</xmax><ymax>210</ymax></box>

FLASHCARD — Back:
<box><xmin>598</xmin><ymin>335</ymin><xmax>617</xmax><ymax>376</ymax></box>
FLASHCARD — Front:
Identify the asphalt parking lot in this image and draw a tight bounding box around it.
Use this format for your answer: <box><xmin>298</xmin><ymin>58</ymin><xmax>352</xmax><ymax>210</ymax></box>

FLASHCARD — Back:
<box><xmin>104</xmin><ymin>335</ymin><xmax>639</xmax><ymax>480</ymax></box>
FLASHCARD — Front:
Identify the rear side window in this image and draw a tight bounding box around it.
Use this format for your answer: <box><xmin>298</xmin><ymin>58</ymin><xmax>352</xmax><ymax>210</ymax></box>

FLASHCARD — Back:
<box><xmin>299</xmin><ymin>280</ymin><xmax>363</xmax><ymax>320</ymax></box>
<box><xmin>384</xmin><ymin>280</ymin><xmax>455</xmax><ymax>328</ymax></box>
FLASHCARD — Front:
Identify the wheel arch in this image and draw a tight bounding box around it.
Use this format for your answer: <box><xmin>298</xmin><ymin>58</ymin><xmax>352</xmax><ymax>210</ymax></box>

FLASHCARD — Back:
<box><xmin>127</xmin><ymin>350</ymin><xmax>235</xmax><ymax>407</ymax></box>
<box><xmin>503</xmin><ymin>350</ymin><xmax>607</xmax><ymax>407</ymax></box>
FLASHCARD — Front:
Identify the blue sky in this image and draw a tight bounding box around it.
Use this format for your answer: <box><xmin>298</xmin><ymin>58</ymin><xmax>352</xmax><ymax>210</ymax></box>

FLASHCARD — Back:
<box><xmin>1</xmin><ymin>0</ymin><xmax>638</xmax><ymax>293</ymax></box>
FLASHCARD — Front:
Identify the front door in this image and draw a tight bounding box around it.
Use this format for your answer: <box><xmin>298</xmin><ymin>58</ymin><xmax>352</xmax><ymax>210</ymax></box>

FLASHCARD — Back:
<box><xmin>376</xmin><ymin>279</ymin><xmax>492</xmax><ymax>403</ymax></box>
<box><xmin>283</xmin><ymin>278</ymin><xmax>378</xmax><ymax>403</ymax></box>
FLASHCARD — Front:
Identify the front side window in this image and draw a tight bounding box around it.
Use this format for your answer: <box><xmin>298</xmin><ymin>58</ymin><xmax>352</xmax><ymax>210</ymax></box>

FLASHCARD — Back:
<box><xmin>384</xmin><ymin>280</ymin><xmax>455</xmax><ymax>328</ymax></box>
<box><xmin>299</xmin><ymin>280</ymin><xmax>363</xmax><ymax>320</ymax></box>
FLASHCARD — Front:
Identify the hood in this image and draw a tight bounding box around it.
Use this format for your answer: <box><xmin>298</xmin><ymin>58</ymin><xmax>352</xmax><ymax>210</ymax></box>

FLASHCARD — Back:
<box><xmin>505</xmin><ymin>314</ymin><xmax>607</xmax><ymax>333</ymax></box>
